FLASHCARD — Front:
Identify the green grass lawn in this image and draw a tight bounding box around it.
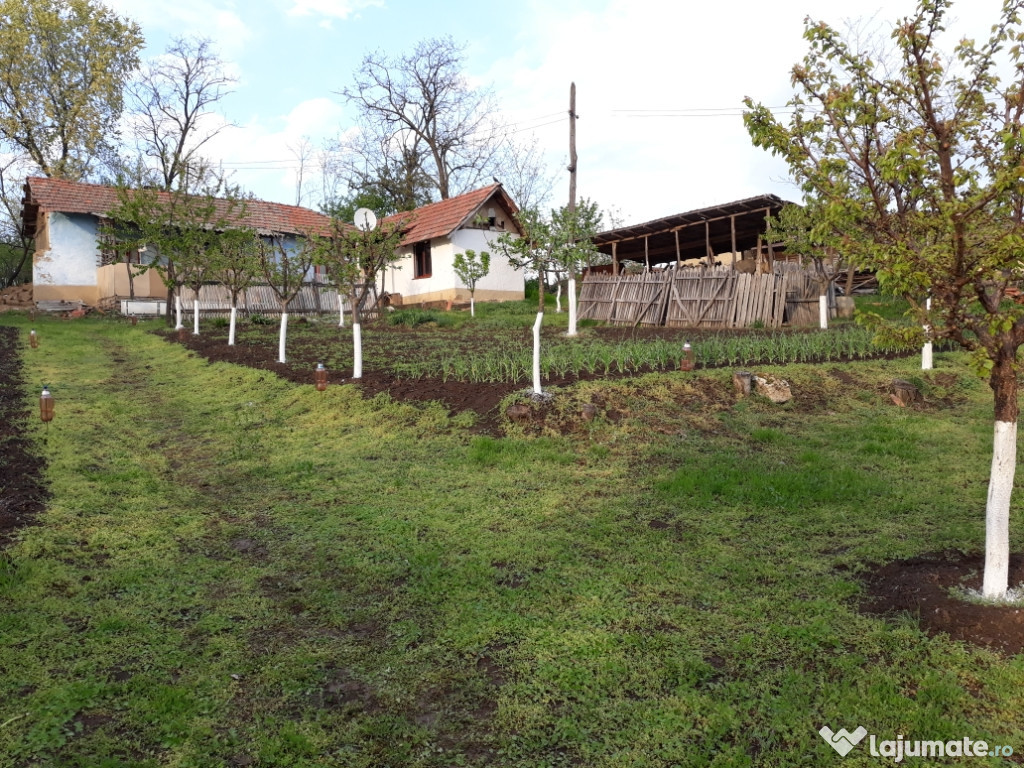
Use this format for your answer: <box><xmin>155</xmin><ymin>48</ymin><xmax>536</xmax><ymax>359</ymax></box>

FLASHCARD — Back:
<box><xmin>1</xmin><ymin>311</ymin><xmax>1023</xmax><ymax>767</ymax></box>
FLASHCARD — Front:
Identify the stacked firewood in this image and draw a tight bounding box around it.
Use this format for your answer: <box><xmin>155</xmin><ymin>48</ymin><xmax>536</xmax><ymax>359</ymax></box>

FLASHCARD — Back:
<box><xmin>0</xmin><ymin>284</ymin><xmax>33</xmax><ymax>309</ymax></box>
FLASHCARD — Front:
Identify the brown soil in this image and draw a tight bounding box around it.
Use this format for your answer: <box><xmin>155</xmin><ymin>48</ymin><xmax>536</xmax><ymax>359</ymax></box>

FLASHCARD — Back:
<box><xmin>861</xmin><ymin>552</ymin><xmax>1024</xmax><ymax>656</ymax></box>
<box><xmin>170</xmin><ymin>323</ymin><xmax>925</xmax><ymax>434</ymax></box>
<box><xmin>0</xmin><ymin>326</ymin><xmax>48</xmax><ymax>548</ymax></box>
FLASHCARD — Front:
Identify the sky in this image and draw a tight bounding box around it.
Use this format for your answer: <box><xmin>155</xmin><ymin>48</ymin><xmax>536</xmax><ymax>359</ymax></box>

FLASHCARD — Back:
<box><xmin>103</xmin><ymin>0</ymin><xmax>1006</xmax><ymax>228</ymax></box>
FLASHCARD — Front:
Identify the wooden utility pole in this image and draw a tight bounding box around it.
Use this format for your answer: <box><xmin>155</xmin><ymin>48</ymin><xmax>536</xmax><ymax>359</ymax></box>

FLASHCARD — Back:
<box><xmin>568</xmin><ymin>82</ymin><xmax>578</xmax><ymax>214</ymax></box>
<box><xmin>566</xmin><ymin>82</ymin><xmax>580</xmax><ymax>335</ymax></box>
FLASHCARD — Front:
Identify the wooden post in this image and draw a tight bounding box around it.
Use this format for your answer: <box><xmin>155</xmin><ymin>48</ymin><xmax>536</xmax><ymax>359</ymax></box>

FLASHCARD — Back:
<box><xmin>730</xmin><ymin>214</ymin><xmax>737</xmax><ymax>267</ymax></box>
<box><xmin>705</xmin><ymin>220</ymin><xmax>714</xmax><ymax>265</ymax></box>
<box><xmin>612</xmin><ymin>241</ymin><xmax>619</xmax><ymax>276</ymax></box>
<box><xmin>567</xmin><ymin>82</ymin><xmax>579</xmax><ymax>336</ymax></box>
<box><xmin>674</xmin><ymin>230</ymin><xmax>681</xmax><ymax>267</ymax></box>
<box><xmin>756</xmin><ymin>235</ymin><xmax>763</xmax><ymax>273</ymax></box>
<box><xmin>644</xmin><ymin>236</ymin><xmax>650</xmax><ymax>272</ymax></box>
<box><xmin>733</xmin><ymin>371</ymin><xmax>753</xmax><ymax>396</ymax></box>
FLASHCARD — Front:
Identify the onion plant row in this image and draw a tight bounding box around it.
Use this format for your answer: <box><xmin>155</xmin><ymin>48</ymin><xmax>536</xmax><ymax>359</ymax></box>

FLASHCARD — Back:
<box><xmin>388</xmin><ymin>326</ymin><xmax>922</xmax><ymax>384</ymax></box>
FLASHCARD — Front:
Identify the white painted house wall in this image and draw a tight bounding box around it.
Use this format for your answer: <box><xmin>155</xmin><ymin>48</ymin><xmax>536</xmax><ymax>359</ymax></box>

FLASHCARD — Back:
<box><xmin>33</xmin><ymin>212</ymin><xmax>101</xmax><ymax>302</ymax></box>
<box><xmin>387</xmin><ymin>228</ymin><xmax>523</xmax><ymax>304</ymax></box>
<box><xmin>450</xmin><ymin>228</ymin><xmax>524</xmax><ymax>295</ymax></box>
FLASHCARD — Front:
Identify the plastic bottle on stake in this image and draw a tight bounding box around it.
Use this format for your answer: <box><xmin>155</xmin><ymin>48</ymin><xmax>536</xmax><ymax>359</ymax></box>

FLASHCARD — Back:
<box><xmin>40</xmin><ymin>385</ymin><xmax>54</xmax><ymax>422</ymax></box>
<box><xmin>680</xmin><ymin>342</ymin><xmax>695</xmax><ymax>371</ymax></box>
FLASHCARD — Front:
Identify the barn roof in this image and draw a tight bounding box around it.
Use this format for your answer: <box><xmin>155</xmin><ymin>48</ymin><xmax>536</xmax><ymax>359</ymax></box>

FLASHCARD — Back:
<box><xmin>593</xmin><ymin>194</ymin><xmax>792</xmax><ymax>265</ymax></box>
<box><xmin>22</xmin><ymin>177</ymin><xmax>337</xmax><ymax>238</ymax></box>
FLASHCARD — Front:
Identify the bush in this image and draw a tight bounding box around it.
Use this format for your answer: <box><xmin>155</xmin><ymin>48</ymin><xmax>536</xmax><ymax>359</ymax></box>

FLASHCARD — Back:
<box><xmin>249</xmin><ymin>313</ymin><xmax>274</xmax><ymax>326</ymax></box>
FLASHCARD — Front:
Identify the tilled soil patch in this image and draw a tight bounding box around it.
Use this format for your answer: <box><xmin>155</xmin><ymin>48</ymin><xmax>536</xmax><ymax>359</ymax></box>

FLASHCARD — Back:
<box><xmin>0</xmin><ymin>326</ymin><xmax>48</xmax><ymax>548</ymax></box>
<box><xmin>861</xmin><ymin>552</ymin><xmax>1024</xmax><ymax>656</ymax></box>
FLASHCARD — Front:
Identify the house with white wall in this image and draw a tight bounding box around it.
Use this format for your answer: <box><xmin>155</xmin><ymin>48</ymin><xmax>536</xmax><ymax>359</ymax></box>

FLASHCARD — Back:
<box><xmin>21</xmin><ymin>177</ymin><xmax>525</xmax><ymax>310</ymax></box>
<box><xmin>20</xmin><ymin>177</ymin><xmax>334</xmax><ymax>307</ymax></box>
<box><xmin>383</xmin><ymin>184</ymin><xmax>525</xmax><ymax>306</ymax></box>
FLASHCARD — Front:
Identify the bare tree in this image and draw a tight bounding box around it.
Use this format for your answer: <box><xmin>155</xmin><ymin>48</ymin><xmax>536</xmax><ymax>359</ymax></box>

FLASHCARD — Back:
<box><xmin>339</xmin><ymin>36</ymin><xmax>505</xmax><ymax>201</ymax></box>
<box><xmin>130</xmin><ymin>36</ymin><xmax>235</xmax><ymax>191</ymax></box>
<box><xmin>289</xmin><ymin>135</ymin><xmax>315</xmax><ymax>207</ymax></box>
<box><xmin>496</xmin><ymin>134</ymin><xmax>557</xmax><ymax>212</ymax></box>
<box><xmin>329</xmin><ymin>129</ymin><xmax>433</xmax><ymax>215</ymax></box>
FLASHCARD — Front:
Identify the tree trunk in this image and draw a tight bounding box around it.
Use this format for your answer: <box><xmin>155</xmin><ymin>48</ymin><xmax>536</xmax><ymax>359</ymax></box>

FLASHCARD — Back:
<box><xmin>983</xmin><ymin>353</ymin><xmax>1019</xmax><ymax>598</ymax></box>
<box><xmin>567</xmin><ymin>274</ymin><xmax>578</xmax><ymax>336</ymax></box>
<box><xmin>350</xmin><ymin>288</ymin><xmax>362</xmax><ymax>378</ymax></box>
<box><xmin>818</xmin><ymin>277</ymin><xmax>829</xmax><ymax>330</ymax></box>
<box><xmin>228</xmin><ymin>305</ymin><xmax>237</xmax><ymax>346</ymax></box>
<box><xmin>175</xmin><ymin>294</ymin><xmax>183</xmax><ymax>329</ymax></box>
<box><xmin>470</xmin><ymin>294</ymin><xmax>475</xmax><ymax>317</ymax></box>
<box><xmin>537</xmin><ymin>265</ymin><xmax>545</xmax><ymax>312</ymax></box>
<box><xmin>533</xmin><ymin>311</ymin><xmax>543</xmax><ymax>394</ymax></box>
<box><xmin>921</xmin><ymin>297</ymin><xmax>933</xmax><ymax>370</ymax></box>
<box><xmin>192</xmin><ymin>287</ymin><xmax>200</xmax><ymax>335</ymax></box>
<box><xmin>278</xmin><ymin>310</ymin><xmax>289</xmax><ymax>364</ymax></box>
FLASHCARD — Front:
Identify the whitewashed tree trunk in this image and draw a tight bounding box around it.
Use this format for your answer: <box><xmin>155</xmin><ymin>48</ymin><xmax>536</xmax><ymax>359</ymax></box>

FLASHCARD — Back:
<box><xmin>353</xmin><ymin>322</ymin><xmax>363</xmax><ymax>379</ymax></box>
<box><xmin>983</xmin><ymin>420</ymin><xmax>1017</xmax><ymax>598</ymax></box>
<box><xmin>192</xmin><ymin>299</ymin><xmax>200</xmax><ymax>335</ymax></box>
<box><xmin>175</xmin><ymin>295</ymin><xmax>183</xmax><ymax>329</ymax></box>
<box><xmin>228</xmin><ymin>307</ymin><xmax>238</xmax><ymax>346</ymax></box>
<box><xmin>819</xmin><ymin>293</ymin><xmax>828</xmax><ymax>329</ymax></box>
<box><xmin>338</xmin><ymin>294</ymin><xmax>346</xmax><ymax>327</ymax></box>
<box><xmin>533</xmin><ymin>312</ymin><xmax>543</xmax><ymax>394</ymax></box>
<box><xmin>470</xmin><ymin>295</ymin><xmax>475</xmax><ymax>317</ymax></box>
<box><xmin>922</xmin><ymin>297</ymin><xmax>933</xmax><ymax>370</ymax></box>
<box><xmin>556</xmin><ymin>282</ymin><xmax>562</xmax><ymax>313</ymax></box>
<box><xmin>567</xmin><ymin>277</ymin><xmax>578</xmax><ymax>336</ymax></box>
<box><xmin>278</xmin><ymin>311</ymin><xmax>288</xmax><ymax>364</ymax></box>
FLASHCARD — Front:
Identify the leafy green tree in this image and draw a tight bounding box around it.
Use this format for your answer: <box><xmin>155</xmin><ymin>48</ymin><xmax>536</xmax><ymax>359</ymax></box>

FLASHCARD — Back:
<box><xmin>549</xmin><ymin>199</ymin><xmax>602</xmax><ymax>336</ymax></box>
<box><xmin>313</xmin><ymin>218</ymin><xmax>405</xmax><ymax>378</ymax></box>
<box><xmin>256</xmin><ymin>233</ymin><xmax>318</xmax><ymax>364</ymax></box>
<box><xmin>0</xmin><ymin>0</ymin><xmax>143</xmax><ymax>180</ymax></box>
<box><xmin>494</xmin><ymin>208</ymin><xmax>554</xmax><ymax>313</ymax></box>
<box><xmin>103</xmin><ymin>174</ymin><xmax>245</xmax><ymax>330</ymax></box>
<box><xmin>452</xmin><ymin>248</ymin><xmax>490</xmax><ymax>316</ymax></box>
<box><xmin>496</xmin><ymin>200</ymin><xmax>602</xmax><ymax>335</ymax></box>
<box><xmin>215</xmin><ymin>227</ymin><xmax>261</xmax><ymax>346</ymax></box>
<box><xmin>744</xmin><ymin>0</ymin><xmax>1024</xmax><ymax>598</ymax></box>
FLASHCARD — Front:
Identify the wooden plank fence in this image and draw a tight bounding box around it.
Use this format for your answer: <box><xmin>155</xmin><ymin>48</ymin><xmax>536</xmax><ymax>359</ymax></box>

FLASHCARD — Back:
<box><xmin>580</xmin><ymin>266</ymin><xmax>836</xmax><ymax>328</ymax></box>
<box><xmin>178</xmin><ymin>282</ymin><xmax>380</xmax><ymax>319</ymax></box>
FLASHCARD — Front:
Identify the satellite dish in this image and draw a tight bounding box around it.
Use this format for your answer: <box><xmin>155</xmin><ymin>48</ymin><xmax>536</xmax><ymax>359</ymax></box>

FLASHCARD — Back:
<box><xmin>353</xmin><ymin>208</ymin><xmax>377</xmax><ymax>232</ymax></box>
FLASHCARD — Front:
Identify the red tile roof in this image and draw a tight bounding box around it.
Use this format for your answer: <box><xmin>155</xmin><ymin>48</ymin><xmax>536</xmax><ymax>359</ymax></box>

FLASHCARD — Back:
<box><xmin>23</xmin><ymin>177</ymin><xmax>337</xmax><ymax>237</ymax></box>
<box><xmin>384</xmin><ymin>184</ymin><xmax>519</xmax><ymax>245</ymax></box>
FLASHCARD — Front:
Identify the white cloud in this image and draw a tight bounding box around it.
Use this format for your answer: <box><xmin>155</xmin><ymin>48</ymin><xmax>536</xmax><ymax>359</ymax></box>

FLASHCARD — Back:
<box><xmin>486</xmin><ymin>0</ymin><xmax>1004</xmax><ymax>224</ymax></box>
<box><xmin>105</xmin><ymin>0</ymin><xmax>253</xmax><ymax>58</ymax></box>
<box><xmin>200</xmin><ymin>98</ymin><xmax>348</xmax><ymax>206</ymax></box>
<box><xmin>287</xmin><ymin>0</ymin><xmax>384</xmax><ymax>20</ymax></box>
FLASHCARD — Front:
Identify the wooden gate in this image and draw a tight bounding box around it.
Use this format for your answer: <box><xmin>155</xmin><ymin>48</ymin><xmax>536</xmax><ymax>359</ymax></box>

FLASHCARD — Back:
<box><xmin>578</xmin><ymin>272</ymin><xmax>669</xmax><ymax>326</ymax></box>
<box><xmin>664</xmin><ymin>269</ymin><xmax>738</xmax><ymax>328</ymax></box>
